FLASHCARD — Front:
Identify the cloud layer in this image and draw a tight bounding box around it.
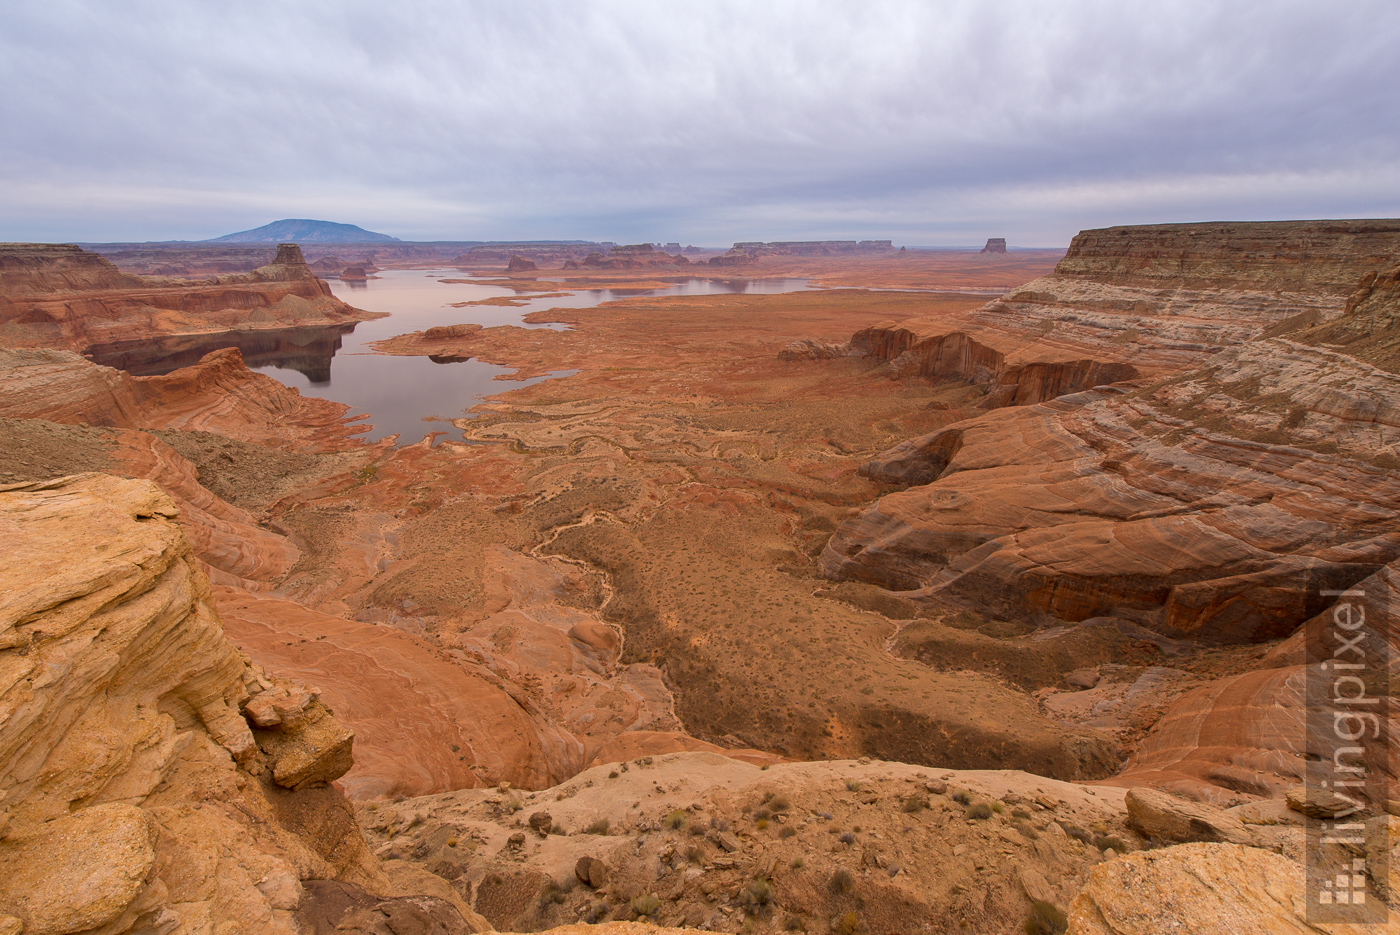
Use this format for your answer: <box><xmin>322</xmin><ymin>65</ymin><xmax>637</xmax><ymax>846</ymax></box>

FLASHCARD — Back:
<box><xmin>4</xmin><ymin>0</ymin><xmax>1399</xmax><ymax>244</ymax></box>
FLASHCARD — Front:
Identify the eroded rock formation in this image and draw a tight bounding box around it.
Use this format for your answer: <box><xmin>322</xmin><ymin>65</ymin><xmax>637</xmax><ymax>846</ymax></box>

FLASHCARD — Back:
<box><xmin>0</xmin><ymin>474</ymin><xmax>409</xmax><ymax>934</ymax></box>
<box><xmin>0</xmin><ymin>242</ymin><xmax>375</xmax><ymax>351</ymax></box>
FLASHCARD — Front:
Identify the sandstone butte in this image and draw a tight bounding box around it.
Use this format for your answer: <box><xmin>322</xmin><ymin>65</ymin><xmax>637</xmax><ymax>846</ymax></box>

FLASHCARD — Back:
<box><xmin>1</xmin><ymin>221</ymin><xmax>1399</xmax><ymax>933</ymax></box>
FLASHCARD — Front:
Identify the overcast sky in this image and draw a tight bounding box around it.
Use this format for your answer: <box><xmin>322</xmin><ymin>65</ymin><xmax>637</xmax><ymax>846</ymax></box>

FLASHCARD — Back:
<box><xmin>4</xmin><ymin>0</ymin><xmax>1399</xmax><ymax>246</ymax></box>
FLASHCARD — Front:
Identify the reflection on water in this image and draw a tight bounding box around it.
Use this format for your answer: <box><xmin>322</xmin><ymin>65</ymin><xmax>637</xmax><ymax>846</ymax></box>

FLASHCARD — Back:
<box><xmin>83</xmin><ymin>271</ymin><xmax>811</xmax><ymax>445</ymax></box>
<box><xmin>87</xmin><ymin>325</ymin><xmax>357</xmax><ymax>383</ymax></box>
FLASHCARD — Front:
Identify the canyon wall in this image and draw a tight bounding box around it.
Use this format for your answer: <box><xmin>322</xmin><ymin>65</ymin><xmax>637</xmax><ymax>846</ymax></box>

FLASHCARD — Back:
<box><xmin>802</xmin><ymin>220</ymin><xmax>1400</xmax><ymax>409</ymax></box>
<box><xmin>0</xmin><ymin>473</ymin><xmax>440</xmax><ymax>935</ymax></box>
<box><xmin>821</xmin><ymin>235</ymin><xmax>1400</xmax><ymax>805</ymax></box>
<box><xmin>0</xmin><ymin>243</ymin><xmax>372</xmax><ymax>352</ymax></box>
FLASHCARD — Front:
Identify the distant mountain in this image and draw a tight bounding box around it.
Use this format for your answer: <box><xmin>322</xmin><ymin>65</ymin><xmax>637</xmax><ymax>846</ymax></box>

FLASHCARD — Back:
<box><xmin>207</xmin><ymin>219</ymin><xmax>401</xmax><ymax>243</ymax></box>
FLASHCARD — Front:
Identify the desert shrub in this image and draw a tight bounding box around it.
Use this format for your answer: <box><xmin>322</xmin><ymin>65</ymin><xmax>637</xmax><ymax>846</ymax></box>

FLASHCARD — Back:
<box><xmin>583</xmin><ymin>902</ymin><xmax>610</xmax><ymax>924</ymax></box>
<box><xmin>965</xmin><ymin>803</ymin><xmax>993</xmax><ymax>820</ymax></box>
<box><xmin>608</xmin><ymin>770</ymin><xmax>619</xmax><ymax>779</ymax></box>
<box><xmin>710</xmin><ymin>817</ymin><xmax>731</xmax><ymax>832</ymax></box>
<box><xmin>769</xmin><ymin>794</ymin><xmax>792</xmax><ymax>811</ymax></box>
<box><xmin>664</xmin><ymin>810</ymin><xmax>687</xmax><ymax>830</ymax></box>
<box><xmin>741</xmin><ymin>878</ymin><xmax>775</xmax><ymax>913</ymax></box>
<box><xmin>901</xmin><ymin>795</ymin><xmax>928</xmax><ymax>813</ymax></box>
<box><xmin>1023</xmin><ymin>900</ymin><xmax>1068</xmax><ymax>935</ymax></box>
<box><xmin>839</xmin><ymin>832</ymin><xmax>856</xmax><ymax>845</ymax></box>
<box><xmin>952</xmin><ymin>790</ymin><xmax>972</xmax><ymax>805</ymax></box>
<box><xmin>1013</xmin><ymin>821</ymin><xmax>1039</xmax><ymax>840</ymax></box>
<box><xmin>1062</xmin><ymin>823</ymin><xmax>1091</xmax><ymax>844</ymax></box>
<box><xmin>631</xmin><ymin>894</ymin><xmax>661</xmax><ymax>919</ymax></box>
<box><xmin>790</xmin><ymin>856</ymin><xmax>805</xmax><ymax>869</ymax></box>
<box><xmin>991</xmin><ymin>802</ymin><xmax>1005</xmax><ymax>814</ymax></box>
<box><xmin>1090</xmin><ymin>820</ymin><xmax>1110</xmax><ymax>834</ymax></box>
<box><xmin>585</xmin><ymin>818</ymin><xmax>610</xmax><ymax>835</ymax></box>
<box><xmin>833</xmin><ymin>911</ymin><xmax>860</xmax><ymax>935</ymax></box>
<box><xmin>784</xmin><ymin>915</ymin><xmax>806</xmax><ymax>931</ymax></box>
<box><xmin>756</xmin><ymin>819</ymin><xmax>769</xmax><ymax>830</ymax></box>
<box><xmin>846</xmin><ymin>779</ymin><xmax>862</xmax><ymax>792</ymax></box>
<box><xmin>755</xmin><ymin>807</ymin><xmax>772</xmax><ymax>821</ymax></box>
<box><xmin>686</xmin><ymin>845</ymin><xmax>704</xmax><ymax>863</ymax></box>
<box><xmin>1012</xmin><ymin>807</ymin><xmax>1033</xmax><ymax>821</ymax></box>
<box><xmin>828</xmin><ymin>869</ymin><xmax>855</xmax><ymax>895</ymax></box>
<box><xmin>779</xmin><ymin>825</ymin><xmax>797</xmax><ymax>839</ymax></box>
<box><xmin>1093</xmin><ymin>834</ymin><xmax>1128</xmax><ymax>853</ymax></box>
<box><xmin>688</xmin><ymin>823</ymin><xmax>706</xmax><ymax>836</ymax></box>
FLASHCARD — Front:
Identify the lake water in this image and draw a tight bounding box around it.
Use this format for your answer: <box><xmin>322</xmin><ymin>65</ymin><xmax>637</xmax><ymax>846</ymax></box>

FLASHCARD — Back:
<box><xmin>87</xmin><ymin>271</ymin><xmax>813</xmax><ymax>445</ymax></box>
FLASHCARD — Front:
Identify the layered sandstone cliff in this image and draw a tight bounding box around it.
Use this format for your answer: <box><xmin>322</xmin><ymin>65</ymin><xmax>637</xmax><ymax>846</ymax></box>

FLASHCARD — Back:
<box><xmin>820</xmin><ymin>234</ymin><xmax>1400</xmax><ymax>806</ymax></box>
<box><xmin>0</xmin><ymin>243</ymin><xmax>376</xmax><ymax>352</ymax></box>
<box><xmin>0</xmin><ymin>474</ymin><xmax>417</xmax><ymax>934</ymax></box>
<box><xmin>788</xmin><ymin>220</ymin><xmax>1400</xmax><ymax>409</ymax></box>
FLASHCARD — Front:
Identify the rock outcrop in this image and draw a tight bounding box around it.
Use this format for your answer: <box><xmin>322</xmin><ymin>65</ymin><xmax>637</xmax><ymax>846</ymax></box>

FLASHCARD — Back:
<box><xmin>0</xmin><ymin>242</ymin><xmax>373</xmax><ymax>352</ymax></box>
<box><xmin>0</xmin><ymin>345</ymin><xmax>369</xmax><ymax>450</ymax></box>
<box><xmin>821</xmin><ymin>226</ymin><xmax>1400</xmax><ymax>807</ymax></box>
<box><xmin>791</xmin><ymin>220</ymin><xmax>1400</xmax><ymax>410</ymax></box>
<box><xmin>361</xmin><ymin>752</ymin><xmax>1141</xmax><ymax>934</ymax></box>
<box><xmin>1065</xmin><ymin>843</ymin><xmax>1313</xmax><ymax>934</ymax></box>
<box><xmin>980</xmin><ymin>238</ymin><xmax>1007</xmax><ymax>254</ymax></box>
<box><xmin>0</xmin><ymin>473</ymin><xmax>419</xmax><ymax>934</ymax></box>
<box><xmin>506</xmin><ymin>255</ymin><xmax>539</xmax><ymax>272</ymax></box>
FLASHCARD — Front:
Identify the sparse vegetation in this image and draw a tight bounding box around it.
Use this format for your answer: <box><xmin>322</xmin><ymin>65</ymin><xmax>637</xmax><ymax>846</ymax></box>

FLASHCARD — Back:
<box><xmin>741</xmin><ymin>878</ymin><xmax>775</xmax><ymax>914</ymax></box>
<box><xmin>631</xmin><ymin>894</ymin><xmax>660</xmax><ymax>919</ymax></box>
<box><xmin>952</xmin><ymin>790</ymin><xmax>971</xmax><ymax>805</ymax></box>
<box><xmin>1023</xmin><ymin>900</ymin><xmax>1068</xmax><ymax>935</ymax></box>
<box><xmin>585</xmin><ymin>817</ymin><xmax>610</xmax><ymax>835</ymax></box>
<box><xmin>1093</xmin><ymin>834</ymin><xmax>1128</xmax><ymax>853</ymax></box>
<box><xmin>790</xmin><ymin>856</ymin><xmax>805</xmax><ymax>869</ymax></box>
<box><xmin>901</xmin><ymin>795</ymin><xmax>928</xmax><ymax>813</ymax></box>
<box><xmin>829</xmin><ymin>869</ymin><xmax>855</xmax><ymax>894</ymax></box>
<box><xmin>845</xmin><ymin>779</ymin><xmax>862</xmax><ymax>792</ymax></box>
<box><xmin>664</xmin><ymin>809</ymin><xmax>687</xmax><ymax>830</ymax></box>
<box><xmin>833</xmin><ymin>911</ymin><xmax>861</xmax><ymax>935</ymax></box>
<box><xmin>965</xmin><ymin>802</ymin><xmax>993</xmax><ymax>820</ymax></box>
<box><xmin>1062</xmin><ymin>823</ymin><xmax>1092</xmax><ymax>844</ymax></box>
<box><xmin>839</xmin><ymin>831</ymin><xmax>856</xmax><ymax>844</ymax></box>
<box><xmin>779</xmin><ymin>825</ymin><xmax>797</xmax><ymax>839</ymax></box>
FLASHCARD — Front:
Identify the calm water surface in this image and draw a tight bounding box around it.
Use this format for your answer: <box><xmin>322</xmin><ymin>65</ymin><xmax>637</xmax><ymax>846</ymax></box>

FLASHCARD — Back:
<box><xmin>90</xmin><ymin>271</ymin><xmax>813</xmax><ymax>445</ymax></box>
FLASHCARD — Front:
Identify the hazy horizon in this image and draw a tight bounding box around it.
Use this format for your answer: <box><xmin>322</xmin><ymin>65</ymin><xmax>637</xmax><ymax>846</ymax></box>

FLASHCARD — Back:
<box><xmin>5</xmin><ymin>1</ymin><xmax>1399</xmax><ymax>247</ymax></box>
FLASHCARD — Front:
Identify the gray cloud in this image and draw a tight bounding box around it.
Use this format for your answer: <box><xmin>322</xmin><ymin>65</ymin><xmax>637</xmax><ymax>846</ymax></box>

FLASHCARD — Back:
<box><xmin>3</xmin><ymin>0</ymin><xmax>1399</xmax><ymax>245</ymax></box>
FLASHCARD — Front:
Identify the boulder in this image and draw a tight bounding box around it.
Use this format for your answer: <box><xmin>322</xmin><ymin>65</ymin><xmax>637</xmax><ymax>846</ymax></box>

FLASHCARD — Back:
<box><xmin>256</xmin><ymin>699</ymin><xmax>355</xmax><ymax>789</ymax></box>
<box><xmin>1285</xmin><ymin>786</ymin><xmax>1361</xmax><ymax>819</ymax></box>
<box><xmin>1125</xmin><ymin>787</ymin><xmax>1254</xmax><ymax>845</ymax></box>
<box><xmin>575</xmin><ymin>856</ymin><xmax>611</xmax><ymax>888</ymax></box>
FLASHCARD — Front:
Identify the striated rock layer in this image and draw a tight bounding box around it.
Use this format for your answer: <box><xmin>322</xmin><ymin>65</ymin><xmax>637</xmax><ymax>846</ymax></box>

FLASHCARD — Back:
<box><xmin>0</xmin><ymin>473</ymin><xmax>449</xmax><ymax>935</ymax></box>
<box><xmin>822</xmin><ymin>240</ymin><xmax>1400</xmax><ymax>806</ymax></box>
<box><xmin>794</xmin><ymin>220</ymin><xmax>1400</xmax><ymax>410</ymax></box>
<box><xmin>0</xmin><ymin>242</ymin><xmax>377</xmax><ymax>351</ymax></box>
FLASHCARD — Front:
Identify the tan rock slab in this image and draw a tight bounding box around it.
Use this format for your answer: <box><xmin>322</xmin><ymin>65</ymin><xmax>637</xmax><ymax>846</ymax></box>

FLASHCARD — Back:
<box><xmin>0</xmin><ymin>802</ymin><xmax>155</xmax><ymax>935</ymax></box>
<box><xmin>1125</xmin><ymin>786</ymin><xmax>1254</xmax><ymax>845</ymax></box>
<box><xmin>1066</xmin><ymin>842</ymin><xmax>1317</xmax><ymax>934</ymax></box>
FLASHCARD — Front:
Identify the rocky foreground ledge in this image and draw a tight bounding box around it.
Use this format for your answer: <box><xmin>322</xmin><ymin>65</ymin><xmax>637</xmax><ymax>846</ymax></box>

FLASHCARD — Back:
<box><xmin>1</xmin><ymin>473</ymin><xmax>1394</xmax><ymax>934</ymax></box>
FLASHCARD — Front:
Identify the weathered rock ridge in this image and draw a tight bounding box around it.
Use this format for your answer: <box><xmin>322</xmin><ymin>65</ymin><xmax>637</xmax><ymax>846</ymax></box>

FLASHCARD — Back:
<box><xmin>786</xmin><ymin>220</ymin><xmax>1400</xmax><ymax>411</ymax></box>
<box><xmin>0</xmin><ymin>242</ymin><xmax>375</xmax><ymax>352</ymax></box>
<box><xmin>820</xmin><ymin>226</ymin><xmax>1400</xmax><ymax>807</ymax></box>
<box><xmin>0</xmin><ymin>474</ymin><xmax>411</xmax><ymax>935</ymax></box>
